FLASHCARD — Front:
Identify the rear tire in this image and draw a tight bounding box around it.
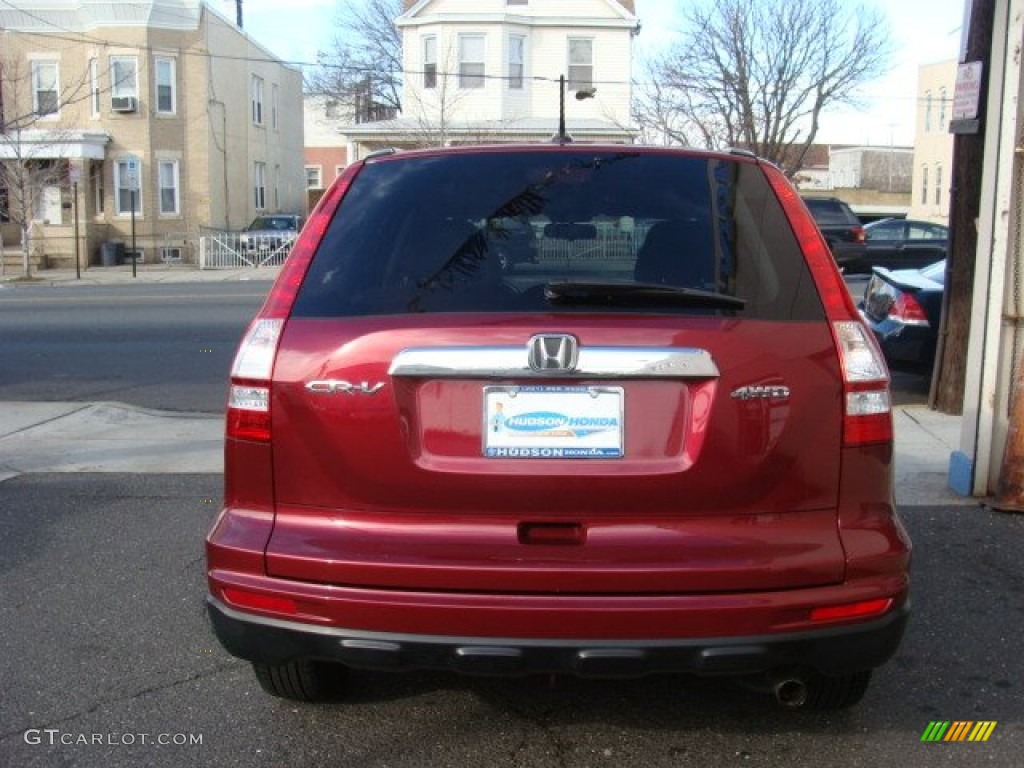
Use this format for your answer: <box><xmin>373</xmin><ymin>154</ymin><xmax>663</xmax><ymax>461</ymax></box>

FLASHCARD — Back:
<box><xmin>802</xmin><ymin>669</ymin><xmax>872</xmax><ymax>710</ymax></box>
<box><xmin>252</xmin><ymin>659</ymin><xmax>346</xmax><ymax>702</ymax></box>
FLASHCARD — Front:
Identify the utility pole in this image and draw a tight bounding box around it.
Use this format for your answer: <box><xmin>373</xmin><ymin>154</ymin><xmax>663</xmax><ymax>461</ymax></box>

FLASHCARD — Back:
<box><xmin>236</xmin><ymin>0</ymin><xmax>243</xmax><ymax>29</ymax></box>
<box><xmin>930</xmin><ymin>0</ymin><xmax>996</xmax><ymax>413</ymax></box>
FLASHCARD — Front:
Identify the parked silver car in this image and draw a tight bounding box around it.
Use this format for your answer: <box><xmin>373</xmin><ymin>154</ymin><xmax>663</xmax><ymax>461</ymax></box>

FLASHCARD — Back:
<box><xmin>239</xmin><ymin>214</ymin><xmax>303</xmax><ymax>253</ymax></box>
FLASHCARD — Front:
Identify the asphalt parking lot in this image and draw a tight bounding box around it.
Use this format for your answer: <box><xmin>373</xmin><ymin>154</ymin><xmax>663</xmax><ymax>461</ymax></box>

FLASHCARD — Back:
<box><xmin>1</xmin><ymin>473</ymin><xmax>1021</xmax><ymax>768</ymax></box>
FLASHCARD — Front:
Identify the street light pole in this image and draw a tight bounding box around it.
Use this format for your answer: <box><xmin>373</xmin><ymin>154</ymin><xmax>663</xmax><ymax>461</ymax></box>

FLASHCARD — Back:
<box><xmin>552</xmin><ymin>74</ymin><xmax>596</xmax><ymax>144</ymax></box>
<box><xmin>557</xmin><ymin>75</ymin><xmax>567</xmax><ymax>142</ymax></box>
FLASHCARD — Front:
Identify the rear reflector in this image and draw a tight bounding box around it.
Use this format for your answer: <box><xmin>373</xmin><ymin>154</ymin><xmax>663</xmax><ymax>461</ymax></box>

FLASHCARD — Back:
<box><xmin>810</xmin><ymin>598</ymin><xmax>892</xmax><ymax>622</ymax></box>
<box><xmin>222</xmin><ymin>587</ymin><xmax>298</xmax><ymax>616</ymax></box>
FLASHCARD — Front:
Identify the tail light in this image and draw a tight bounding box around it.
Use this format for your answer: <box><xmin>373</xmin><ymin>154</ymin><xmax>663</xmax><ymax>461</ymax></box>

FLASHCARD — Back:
<box><xmin>850</xmin><ymin>226</ymin><xmax>866</xmax><ymax>244</ymax></box>
<box><xmin>888</xmin><ymin>293</ymin><xmax>929</xmax><ymax>326</ymax></box>
<box><xmin>763</xmin><ymin>164</ymin><xmax>891</xmax><ymax>446</ymax></box>
<box><xmin>225</xmin><ymin>164</ymin><xmax>363</xmax><ymax>442</ymax></box>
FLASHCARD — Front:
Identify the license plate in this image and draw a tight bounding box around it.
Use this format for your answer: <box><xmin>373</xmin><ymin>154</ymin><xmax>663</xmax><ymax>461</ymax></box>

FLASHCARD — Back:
<box><xmin>483</xmin><ymin>385</ymin><xmax>624</xmax><ymax>458</ymax></box>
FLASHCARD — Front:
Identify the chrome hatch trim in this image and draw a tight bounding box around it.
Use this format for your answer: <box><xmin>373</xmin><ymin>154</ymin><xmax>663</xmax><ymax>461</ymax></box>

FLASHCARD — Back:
<box><xmin>389</xmin><ymin>346</ymin><xmax>719</xmax><ymax>379</ymax></box>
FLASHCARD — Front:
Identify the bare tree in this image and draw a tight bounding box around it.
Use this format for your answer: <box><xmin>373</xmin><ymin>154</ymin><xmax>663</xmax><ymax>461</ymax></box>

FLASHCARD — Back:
<box><xmin>1</xmin><ymin>56</ymin><xmax>87</xmax><ymax>278</ymax></box>
<box><xmin>305</xmin><ymin>0</ymin><xmax>404</xmax><ymax>118</ymax></box>
<box><xmin>401</xmin><ymin>40</ymin><xmax>471</xmax><ymax>147</ymax></box>
<box><xmin>640</xmin><ymin>0</ymin><xmax>891</xmax><ymax>176</ymax></box>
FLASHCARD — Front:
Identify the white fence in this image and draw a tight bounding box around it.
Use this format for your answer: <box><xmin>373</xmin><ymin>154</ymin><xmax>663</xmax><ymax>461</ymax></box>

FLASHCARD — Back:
<box><xmin>198</xmin><ymin>232</ymin><xmax>296</xmax><ymax>269</ymax></box>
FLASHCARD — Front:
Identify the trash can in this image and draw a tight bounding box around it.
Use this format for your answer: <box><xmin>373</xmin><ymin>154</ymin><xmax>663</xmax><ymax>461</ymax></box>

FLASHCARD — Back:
<box><xmin>100</xmin><ymin>240</ymin><xmax>125</xmax><ymax>266</ymax></box>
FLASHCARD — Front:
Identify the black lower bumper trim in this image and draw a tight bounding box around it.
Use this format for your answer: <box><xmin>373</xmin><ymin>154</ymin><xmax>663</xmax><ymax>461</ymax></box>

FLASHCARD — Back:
<box><xmin>207</xmin><ymin>597</ymin><xmax>908</xmax><ymax>679</ymax></box>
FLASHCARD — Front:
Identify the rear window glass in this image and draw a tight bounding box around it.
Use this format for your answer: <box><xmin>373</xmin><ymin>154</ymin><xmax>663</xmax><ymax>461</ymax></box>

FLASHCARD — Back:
<box><xmin>292</xmin><ymin>150</ymin><xmax>824</xmax><ymax>322</ymax></box>
<box><xmin>804</xmin><ymin>199</ymin><xmax>858</xmax><ymax>227</ymax></box>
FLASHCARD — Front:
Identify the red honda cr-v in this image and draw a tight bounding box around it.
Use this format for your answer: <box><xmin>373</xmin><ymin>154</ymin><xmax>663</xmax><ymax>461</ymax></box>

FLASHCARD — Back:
<box><xmin>206</xmin><ymin>145</ymin><xmax>910</xmax><ymax>710</ymax></box>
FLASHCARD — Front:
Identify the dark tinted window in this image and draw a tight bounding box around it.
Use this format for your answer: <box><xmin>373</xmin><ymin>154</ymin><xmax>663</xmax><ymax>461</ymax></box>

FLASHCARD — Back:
<box><xmin>293</xmin><ymin>151</ymin><xmax>824</xmax><ymax>321</ymax></box>
<box><xmin>805</xmin><ymin>198</ymin><xmax>859</xmax><ymax>227</ymax></box>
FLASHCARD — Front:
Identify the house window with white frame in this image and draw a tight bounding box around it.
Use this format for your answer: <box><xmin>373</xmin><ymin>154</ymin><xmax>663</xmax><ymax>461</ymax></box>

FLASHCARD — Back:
<box><xmin>423</xmin><ymin>35</ymin><xmax>437</xmax><ymax>89</ymax></box>
<box><xmin>252</xmin><ymin>75</ymin><xmax>265</xmax><ymax>125</ymax></box>
<box><xmin>459</xmin><ymin>35</ymin><xmax>485</xmax><ymax>89</ymax></box>
<box><xmin>305</xmin><ymin>166</ymin><xmax>323</xmax><ymax>189</ymax></box>
<box><xmin>154</xmin><ymin>57</ymin><xmax>176</xmax><ymax>114</ymax></box>
<box><xmin>89</xmin><ymin>58</ymin><xmax>100</xmax><ymax>116</ymax></box>
<box><xmin>934</xmin><ymin>164</ymin><xmax>942</xmax><ymax>206</ymax></box>
<box><xmin>254</xmin><ymin>162</ymin><xmax>267</xmax><ymax>210</ymax></box>
<box><xmin>938</xmin><ymin>87</ymin><xmax>947</xmax><ymax>129</ymax></box>
<box><xmin>158</xmin><ymin>160</ymin><xmax>180</xmax><ymax>215</ymax></box>
<box><xmin>508</xmin><ymin>35</ymin><xmax>524</xmax><ymax>90</ymax></box>
<box><xmin>114</xmin><ymin>158</ymin><xmax>142</xmax><ymax>216</ymax></box>
<box><xmin>110</xmin><ymin>56</ymin><xmax>138</xmax><ymax>101</ymax></box>
<box><xmin>91</xmin><ymin>162</ymin><xmax>104</xmax><ymax>215</ymax></box>
<box><xmin>274</xmin><ymin>164</ymin><xmax>281</xmax><ymax>210</ymax></box>
<box><xmin>32</xmin><ymin>60</ymin><xmax>59</xmax><ymax>116</ymax></box>
<box><xmin>924</xmin><ymin>91</ymin><xmax>932</xmax><ymax>132</ymax></box>
<box><xmin>920</xmin><ymin>165</ymin><xmax>929</xmax><ymax>206</ymax></box>
<box><xmin>271</xmin><ymin>84</ymin><xmax>279</xmax><ymax>130</ymax></box>
<box><xmin>568</xmin><ymin>38</ymin><xmax>593</xmax><ymax>92</ymax></box>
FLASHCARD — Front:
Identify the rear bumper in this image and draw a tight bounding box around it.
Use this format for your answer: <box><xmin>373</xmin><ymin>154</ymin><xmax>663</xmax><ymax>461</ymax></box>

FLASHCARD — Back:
<box><xmin>206</xmin><ymin>595</ymin><xmax>908</xmax><ymax>679</ymax></box>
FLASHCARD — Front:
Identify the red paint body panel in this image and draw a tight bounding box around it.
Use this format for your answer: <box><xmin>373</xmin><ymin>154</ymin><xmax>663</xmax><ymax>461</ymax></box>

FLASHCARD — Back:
<box><xmin>259</xmin><ymin>315</ymin><xmax>849</xmax><ymax>593</ymax></box>
<box><xmin>208</xmin><ymin>564</ymin><xmax>907</xmax><ymax>640</ymax></box>
<box><xmin>205</xmin><ymin>146</ymin><xmax>910</xmax><ymax>688</ymax></box>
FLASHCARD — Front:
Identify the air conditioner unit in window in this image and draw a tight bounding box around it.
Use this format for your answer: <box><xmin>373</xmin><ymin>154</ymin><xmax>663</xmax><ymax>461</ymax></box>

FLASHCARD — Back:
<box><xmin>111</xmin><ymin>96</ymin><xmax>138</xmax><ymax>113</ymax></box>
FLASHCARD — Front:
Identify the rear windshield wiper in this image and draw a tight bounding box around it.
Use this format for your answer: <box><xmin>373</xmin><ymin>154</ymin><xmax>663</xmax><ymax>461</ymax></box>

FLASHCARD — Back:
<box><xmin>543</xmin><ymin>281</ymin><xmax>746</xmax><ymax>310</ymax></box>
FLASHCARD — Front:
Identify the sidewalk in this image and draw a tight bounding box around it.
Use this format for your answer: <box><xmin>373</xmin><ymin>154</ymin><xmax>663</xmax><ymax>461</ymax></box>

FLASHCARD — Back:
<box><xmin>0</xmin><ymin>263</ymin><xmax>281</xmax><ymax>286</ymax></box>
<box><xmin>0</xmin><ymin>399</ymin><xmax>975</xmax><ymax>506</ymax></box>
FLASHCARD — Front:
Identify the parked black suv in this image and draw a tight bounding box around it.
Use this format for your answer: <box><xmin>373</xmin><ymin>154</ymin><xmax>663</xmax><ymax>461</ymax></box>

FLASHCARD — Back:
<box><xmin>803</xmin><ymin>197</ymin><xmax>866</xmax><ymax>271</ymax></box>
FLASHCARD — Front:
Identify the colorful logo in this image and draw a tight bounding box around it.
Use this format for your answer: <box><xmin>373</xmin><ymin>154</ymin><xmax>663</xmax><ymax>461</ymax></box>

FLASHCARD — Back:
<box><xmin>921</xmin><ymin>721</ymin><xmax>997</xmax><ymax>742</ymax></box>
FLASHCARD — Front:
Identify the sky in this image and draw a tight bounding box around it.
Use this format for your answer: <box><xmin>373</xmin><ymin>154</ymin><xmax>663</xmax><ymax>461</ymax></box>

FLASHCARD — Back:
<box><xmin>237</xmin><ymin>0</ymin><xmax>967</xmax><ymax>147</ymax></box>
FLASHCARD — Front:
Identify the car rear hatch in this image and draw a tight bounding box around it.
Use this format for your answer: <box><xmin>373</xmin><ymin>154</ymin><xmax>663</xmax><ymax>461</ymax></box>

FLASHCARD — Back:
<box><xmin>239</xmin><ymin>148</ymin><xmax>886</xmax><ymax>596</ymax></box>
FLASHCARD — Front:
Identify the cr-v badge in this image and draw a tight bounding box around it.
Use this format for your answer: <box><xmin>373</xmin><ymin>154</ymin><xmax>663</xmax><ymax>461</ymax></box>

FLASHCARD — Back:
<box><xmin>306</xmin><ymin>380</ymin><xmax>385</xmax><ymax>395</ymax></box>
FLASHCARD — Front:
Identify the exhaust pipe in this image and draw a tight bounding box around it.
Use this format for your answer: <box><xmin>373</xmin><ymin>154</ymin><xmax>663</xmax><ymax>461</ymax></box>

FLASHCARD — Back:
<box><xmin>772</xmin><ymin>676</ymin><xmax>809</xmax><ymax>708</ymax></box>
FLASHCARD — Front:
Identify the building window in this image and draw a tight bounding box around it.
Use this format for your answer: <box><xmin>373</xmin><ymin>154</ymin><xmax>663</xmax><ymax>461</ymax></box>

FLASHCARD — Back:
<box><xmin>423</xmin><ymin>35</ymin><xmax>437</xmax><ymax>89</ymax></box>
<box><xmin>335</xmin><ymin>165</ymin><xmax>345</xmax><ymax>179</ymax></box>
<box><xmin>271</xmin><ymin>84</ymin><xmax>279</xmax><ymax>130</ymax></box>
<box><xmin>114</xmin><ymin>158</ymin><xmax>142</xmax><ymax>216</ymax></box>
<box><xmin>508</xmin><ymin>35</ymin><xmax>524</xmax><ymax>90</ymax></box>
<box><xmin>459</xmin><ymin>35</ymin><xmax>485</xmax><ymax>89</ymax></box>
<box><xmin>568</xmin><ymin>38</ymin><xmax>593</xmax><ymax>92</ymax></box>
<box><xmin>934</xmin><ymin>164</ymin><xmax>942</xmax><ymax>206</ymax></box>
<box><xmin>154</xmin><ymin>57</ymin><xmax>176</xmax><ymax>114</ymax></box>
<box><xmin>305</xmin><ymin>166</ymin><xmax>323</xmax><ymax>189</ymax></box>
<box><xmin>254</xmin><ymin>162</ymin><xmax>267</xmax><ymax>210</ymax></box>
<box><xmin>89</xmin><ymin>58</ymin><xmax>100</xmax><ymax>116</ymax></box>
<box><xmin>110</xmin><ymin>56</ymin><xmax>138</xmax><ymax>99</ymax></box>
<box><xmin>938</xmin><ymin>87</ymin><xmax>947</xmax><ymax>129</ymax></box>
<box><xmin>91</xmin><ymin>162</ymin><xmax>104</xmax><ymax>215</ymax></box>
<box><xmin>920</xmin><ymin>165</ymin><xmax>929</xmax><ymax>206</ymax></box>
<box><xmin>274</xmin><ymin>164</ymin><xmax>281</xmax><ymax>210</ymax></box>
<box><xmin>32</xmin><ymin>61</ymin><xmax>59</xmax><ymax>116</ymax></box>
<box><xmin>252</xmin><ymin>75</ymin><xmax>265</xmax><ymax>125</ymax></box>
<box><xmin>924</xmin><ymin>91</ymin><xmax>932</xmax><ymax>132</ymax></box>
<box><xmin>158</xmin><ymin>160</ymin><xmax>180</xmax><ymax>215</ymax></box>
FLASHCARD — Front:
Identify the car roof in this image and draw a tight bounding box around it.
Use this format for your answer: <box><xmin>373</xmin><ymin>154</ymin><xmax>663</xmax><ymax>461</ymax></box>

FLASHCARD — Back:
<box><xmin>359</xmin><ymin>143</ymin><xmax>765</xmax><ymax>166</ymax></box>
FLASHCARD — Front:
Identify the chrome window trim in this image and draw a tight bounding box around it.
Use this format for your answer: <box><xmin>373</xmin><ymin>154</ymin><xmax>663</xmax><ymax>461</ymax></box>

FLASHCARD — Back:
<box><xmin>389</xmin><ymin>346</ymin><xmax>719</xmax><ymax>379</ymax></box>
